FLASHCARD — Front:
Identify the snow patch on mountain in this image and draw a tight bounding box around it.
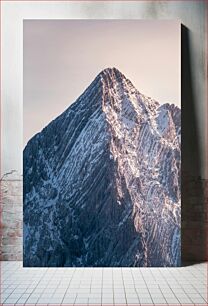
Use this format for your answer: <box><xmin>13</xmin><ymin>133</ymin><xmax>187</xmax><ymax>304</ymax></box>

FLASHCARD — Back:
<box><xmin>23</xmin><ymin>67</ymin><xmax>181</xmax><ymax>267</ymax></box>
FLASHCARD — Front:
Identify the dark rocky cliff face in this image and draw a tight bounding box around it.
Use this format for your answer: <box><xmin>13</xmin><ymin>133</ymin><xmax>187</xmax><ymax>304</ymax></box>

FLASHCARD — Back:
<box><xmin>23</xmin><ymin>67</ymin><xmax>181</xmax><ymax>267</ymax></box>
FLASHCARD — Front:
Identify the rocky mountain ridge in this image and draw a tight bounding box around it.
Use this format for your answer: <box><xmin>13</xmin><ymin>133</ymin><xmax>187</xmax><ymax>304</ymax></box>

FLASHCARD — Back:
<box><xmin>23</xmin><ymin>67</ymin><xmax>181</xmax><ymax>267</ymax></box>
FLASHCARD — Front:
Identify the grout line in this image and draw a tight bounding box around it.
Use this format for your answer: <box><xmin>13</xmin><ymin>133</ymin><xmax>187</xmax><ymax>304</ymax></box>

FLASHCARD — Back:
<box><xmin>0</xmin><ymin>262</ymin><xmax>207</xmax><ymax>306</ymax></box>
<box><xmin>62</xmin><ymin>267</ymin><xmax>76</xmax><ymax>305</ymax></box>
<box><xmin>139</xmin><ymin>269</ymin><xmax>154</xmax><ymax>305</ymax></box>
<box><xmin>121</xmin><ymin>268</ymin><xmax>128</xmax><ymax>305</ymax></box>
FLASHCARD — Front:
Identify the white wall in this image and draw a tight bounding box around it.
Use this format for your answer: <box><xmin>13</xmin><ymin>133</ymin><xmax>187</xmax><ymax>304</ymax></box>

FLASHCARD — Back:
<box><xmin>1</xmin><ymin>1</ymin><xmax>207</xmax><ymax>178</ymax></box>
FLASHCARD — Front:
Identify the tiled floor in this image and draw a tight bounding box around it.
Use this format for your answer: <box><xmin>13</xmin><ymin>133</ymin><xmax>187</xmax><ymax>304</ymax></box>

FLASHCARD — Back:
<box><xmin>0</xmin><ymin>261</ymin><xmax>207</xmax><ymax>305</ymax></box>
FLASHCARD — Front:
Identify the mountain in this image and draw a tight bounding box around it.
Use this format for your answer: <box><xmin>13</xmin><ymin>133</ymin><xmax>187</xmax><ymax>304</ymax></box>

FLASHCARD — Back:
<box><xmin>23</xmin><ymin>67</ymin><xmax>181</xmax><ymax>267</ymax></box>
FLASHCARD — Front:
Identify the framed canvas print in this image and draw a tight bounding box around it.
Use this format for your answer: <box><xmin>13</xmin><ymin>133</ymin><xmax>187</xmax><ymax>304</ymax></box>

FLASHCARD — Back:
<box><xmin>23</xmin><ymin>20</ymin><xmax>181</xmax><ymax>267</ymax></box>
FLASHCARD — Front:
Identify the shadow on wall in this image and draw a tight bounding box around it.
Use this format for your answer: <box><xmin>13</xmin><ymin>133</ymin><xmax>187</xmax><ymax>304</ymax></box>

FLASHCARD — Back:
<box><xmin>181</xmin><ymin>25</ymin><xmax>208</xmax><ymax>264</ymax></box>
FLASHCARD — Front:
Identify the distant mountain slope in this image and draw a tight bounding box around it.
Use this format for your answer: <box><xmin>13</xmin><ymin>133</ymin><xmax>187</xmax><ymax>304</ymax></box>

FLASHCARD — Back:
<box><xmin>23</xmin><ymin>67</ymin><xmax>181</xmax><ymax>267</ymax></box>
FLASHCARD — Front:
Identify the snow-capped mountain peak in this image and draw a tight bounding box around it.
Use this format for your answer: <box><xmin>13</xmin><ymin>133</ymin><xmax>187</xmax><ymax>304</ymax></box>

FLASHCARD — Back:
<box><xmin>23</xmin><ymin>68</ymin><xmax>181</xmax><ymax>267</ymax></box>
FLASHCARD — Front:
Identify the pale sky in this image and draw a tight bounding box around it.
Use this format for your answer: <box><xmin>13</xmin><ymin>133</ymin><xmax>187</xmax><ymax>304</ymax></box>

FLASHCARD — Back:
<box><xmin>24</xmin><ymin>20</ymin><xmax>180</xmax><ymax>147</ymax></box>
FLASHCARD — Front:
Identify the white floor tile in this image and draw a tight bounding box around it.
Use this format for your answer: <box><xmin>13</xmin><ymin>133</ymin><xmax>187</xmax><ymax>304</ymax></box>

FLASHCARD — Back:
<box><xmin>1</xmin><ymin>261</ymin><xmax>208</xmax><ymax>306</ymax></box>
<box><xmin>63</xmin><ymin>297</ymin><xmax>76</xmax><ymax>303</ymax></box>
<box><xmin>102</xmin><ymin>298</ymin><xmax>114</xmax><ymax>302</ymax></box>
<box><xmin>26</xmin><ymin>297</ymin><xmax>40</xmax><ymax>303</ymax></box>
<box><xmin>75</xmin><ymin>297</ymin><xmax>89</xmax><ymax>304</ymax></box>
<box><xmin>126</xmin><ymin>297</ymin><xmax>140</xmax><ymax>303</ymax></box>
<box><xmin>139</xmin><ymin>298</ymin><xmax>153</xmax><ymax>303</ymax></box>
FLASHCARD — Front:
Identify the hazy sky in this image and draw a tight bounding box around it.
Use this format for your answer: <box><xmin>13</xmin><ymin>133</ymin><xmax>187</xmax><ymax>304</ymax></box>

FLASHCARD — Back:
<box><xmin>24</xmin><ymin>20</ymin><xmax>180</xmax><ymax>147</ymax></box>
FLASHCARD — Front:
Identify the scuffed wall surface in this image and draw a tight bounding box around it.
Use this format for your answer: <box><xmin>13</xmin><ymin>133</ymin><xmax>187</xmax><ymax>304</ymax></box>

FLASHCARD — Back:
<box><xmin>0</xmin><ymin>1</ymin><xmax>207</xmax><ymax>261</ymax></box>
<box><xmin>182</xmin><ymin>176</ymin><xmax>208</xmax><ymax>262</ymax></box>
<box><xmin>1</xmin><ymin>1</ymin><xmax>207</xmax><ymax>178</ymax></box>
<box><xmin>0</xmin><ymin>173</ymin><xmax>23</xmax><ymax>260</ymax></box>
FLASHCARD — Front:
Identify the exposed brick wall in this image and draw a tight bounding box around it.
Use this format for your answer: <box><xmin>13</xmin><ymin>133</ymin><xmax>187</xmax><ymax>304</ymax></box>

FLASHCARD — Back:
<box><xmin>0</xmin><ymin>174</ymin><xmax>23</xmax><ymax>261</ymax></box>
<box><xmin>0</xmin><ymin>173</ymin><xmax>207</xmax><ymax>262</ymax></box>
<box><xmin>182</xmin><ymin>175</ymin><xmax>208</xmax><ymax>262</ymax></box>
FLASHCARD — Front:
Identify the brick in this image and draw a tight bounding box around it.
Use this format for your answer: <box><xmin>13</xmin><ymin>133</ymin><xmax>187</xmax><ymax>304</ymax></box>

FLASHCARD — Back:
<box><xmin>1</xmin><ymin>175</ymin><xmax>208</xmax><ymax>262</ymax></box>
